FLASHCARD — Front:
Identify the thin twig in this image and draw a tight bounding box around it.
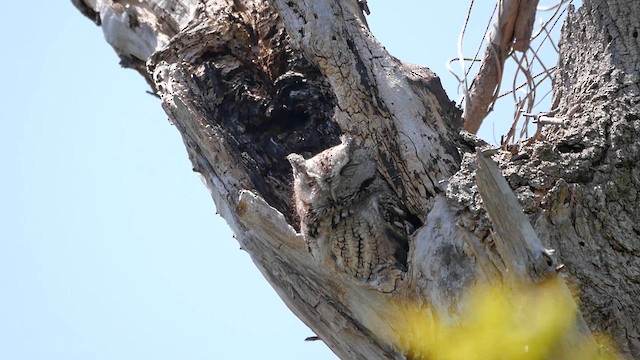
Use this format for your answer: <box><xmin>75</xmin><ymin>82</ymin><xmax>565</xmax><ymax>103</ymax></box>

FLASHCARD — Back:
<box><xmin>458</xmin><ymin>0</ymin><xmax>476</xmax><ymax>108</ymax></box>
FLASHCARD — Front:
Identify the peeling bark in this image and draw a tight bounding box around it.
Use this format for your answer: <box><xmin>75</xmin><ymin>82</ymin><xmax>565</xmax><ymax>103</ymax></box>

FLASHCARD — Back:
<box><xmin>72</xmin><ymin>0</ymin><xmax>640</xmax><ymax>358</ymax></box>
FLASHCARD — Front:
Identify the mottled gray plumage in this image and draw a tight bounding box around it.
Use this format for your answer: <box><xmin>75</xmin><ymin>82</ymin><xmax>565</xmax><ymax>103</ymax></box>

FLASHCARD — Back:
<box><xmin>287</xmin><ymin>136</ymin><xmax>412</xmax><ymax>292</ymax></box>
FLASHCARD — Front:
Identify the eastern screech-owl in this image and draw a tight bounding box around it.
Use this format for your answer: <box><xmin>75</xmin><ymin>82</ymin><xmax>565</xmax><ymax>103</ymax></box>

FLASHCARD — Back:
<box><xmin>287</xmin><ymin>136</ymin><xmax>412</xmax><ymax>292</ymax></box>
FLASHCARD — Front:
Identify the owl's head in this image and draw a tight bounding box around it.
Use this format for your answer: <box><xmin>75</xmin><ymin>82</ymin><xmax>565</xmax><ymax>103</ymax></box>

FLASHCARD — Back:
<box><xmin>287</xmin><ymin>136</ymin><xmax>376</xmax><ymax>207</ymax></box>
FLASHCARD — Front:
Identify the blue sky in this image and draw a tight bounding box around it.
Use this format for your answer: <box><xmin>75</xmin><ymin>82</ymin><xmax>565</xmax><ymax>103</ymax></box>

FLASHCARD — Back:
<box><xmin>0</xmin><ymin>2</ymin><xmax>565</xmax><ymax>359</ymax></box>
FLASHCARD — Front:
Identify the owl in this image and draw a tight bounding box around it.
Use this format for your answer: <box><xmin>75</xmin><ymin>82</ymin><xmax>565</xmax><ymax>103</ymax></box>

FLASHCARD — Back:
<box><xmin>287</xmin><ymin>136</ymin><xmax>413</xmax><ymax>292</ymax></box>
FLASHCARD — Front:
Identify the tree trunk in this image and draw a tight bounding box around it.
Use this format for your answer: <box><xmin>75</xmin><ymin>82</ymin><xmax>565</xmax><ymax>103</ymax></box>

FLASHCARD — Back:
<box><xmin>536</xmin><ymin>1</ymin><xmax>640</xmax><ymax>355</ymax></box>
<box><xmin>72</xmin><ymin>0</ymin><xmax>640</xmax><ymax>358</ymax></box>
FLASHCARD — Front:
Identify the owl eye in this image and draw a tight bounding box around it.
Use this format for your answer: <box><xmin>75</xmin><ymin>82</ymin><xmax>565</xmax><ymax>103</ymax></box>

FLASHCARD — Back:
<box><xmin>306</xmin><ymin>178</ymin><xmax>318</xmax><ymax>187</ymax></box>
<box><xmin>339</xmin><ymin>161</ymin><xmax>358</xmax><ymax>176</ymax></box>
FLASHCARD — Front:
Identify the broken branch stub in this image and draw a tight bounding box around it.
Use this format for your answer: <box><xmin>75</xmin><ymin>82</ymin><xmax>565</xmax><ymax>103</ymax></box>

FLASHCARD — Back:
<box><xmin>475</xmin><ymin>148</ymin><xmax>597</xmax><ymax>353</ymax></box>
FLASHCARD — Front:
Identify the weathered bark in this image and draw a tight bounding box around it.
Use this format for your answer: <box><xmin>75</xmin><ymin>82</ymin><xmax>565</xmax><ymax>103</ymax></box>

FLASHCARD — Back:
<box><xmin>538</xmin><ymin>1</ymin><xmax>640</xmax><ymax>355</ymax></box>
<box><xmin>72</xmin><ymin>0</ymin><xmax>640</xmax><ymax>358</ymax></box>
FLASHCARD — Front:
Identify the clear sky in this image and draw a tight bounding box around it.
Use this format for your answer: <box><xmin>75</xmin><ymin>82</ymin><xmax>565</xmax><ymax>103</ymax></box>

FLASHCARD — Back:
<box><xmin>0</xmin><ymin>2</ymin><xmax>567</xmax><ymax>359</ymax></box>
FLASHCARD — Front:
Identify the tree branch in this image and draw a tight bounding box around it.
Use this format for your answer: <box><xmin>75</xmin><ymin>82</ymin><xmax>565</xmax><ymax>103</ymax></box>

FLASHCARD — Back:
<box><xmin>463</xmin><ymin>0</ymin><xmax>539</xmax><ymax>133</ymax></box>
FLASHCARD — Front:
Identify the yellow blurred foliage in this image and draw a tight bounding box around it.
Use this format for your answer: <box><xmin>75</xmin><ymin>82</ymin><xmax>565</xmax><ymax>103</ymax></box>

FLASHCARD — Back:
<box><xmin>392</xmin><ymin>279</ymin><xmax>619</xmax><ymax>360</ymax></box>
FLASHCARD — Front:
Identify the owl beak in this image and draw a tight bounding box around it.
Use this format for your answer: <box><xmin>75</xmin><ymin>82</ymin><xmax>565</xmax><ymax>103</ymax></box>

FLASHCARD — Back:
<box><xmin>286</xmin><ymin>153</ymin><xmax>306</xmax><ymax>172</ymax></box>
<box><xmin>331</xmin><ymin>189</ymin><xmax>338</xmax><ymax>203</ymax></box>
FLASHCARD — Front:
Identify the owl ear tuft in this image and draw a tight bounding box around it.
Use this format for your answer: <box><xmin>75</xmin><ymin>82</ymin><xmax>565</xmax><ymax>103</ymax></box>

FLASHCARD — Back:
<box><xmin>339</xmin><ymin>134</ymin><xmax>354</xmax><ymax>149</ymax></box>
<box><xmin>333</xmin><ymin>135</ymin><xmax>355</xmax><ymax>172</ymax></box>
<box><xmin>287</xmin><ymin>153</ymin><xmax>307</xmax><ymax>173</ymax></box>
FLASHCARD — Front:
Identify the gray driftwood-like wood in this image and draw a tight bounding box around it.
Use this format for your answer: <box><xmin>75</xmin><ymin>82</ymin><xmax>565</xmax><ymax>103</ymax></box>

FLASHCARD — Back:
<box><xmin>475</xmin><ymin>148</ymin><xmax>595</xmax><ymax>353</ymax></box>
<box><xmin>462</xmin><ymin>0</ymin><xmax>540</xmax><ymax>134</ymax></box>
<box><xmin>72</xmin><ymin>0</ymin><xmax>640</xmax><ymax>358</ymax></box>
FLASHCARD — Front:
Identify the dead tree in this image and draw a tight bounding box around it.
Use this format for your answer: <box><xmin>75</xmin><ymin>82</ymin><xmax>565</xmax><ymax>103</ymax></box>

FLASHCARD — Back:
<box><xmin>72</xmin><ymin>0</ymin><xmax>640</xmax><ymax>358</ymax></box>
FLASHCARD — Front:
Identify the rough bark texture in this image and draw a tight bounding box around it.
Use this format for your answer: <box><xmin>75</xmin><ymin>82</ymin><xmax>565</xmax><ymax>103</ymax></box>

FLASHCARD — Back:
<box><xmin>540</xmin><ymin>1</ymin><xmax>640</xmax><ymax>354</ymax></box>
<box><xmin>72</xmin><ymin>0</ymin><xmax>640</xmax><ymax>358</ymax></box>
